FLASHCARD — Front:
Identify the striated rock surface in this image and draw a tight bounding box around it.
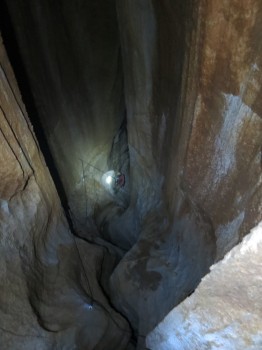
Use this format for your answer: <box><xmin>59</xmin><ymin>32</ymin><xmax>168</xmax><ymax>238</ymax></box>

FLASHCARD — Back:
<box><xmin>4</xmin><ymin>0</ymin><xmax>129</xmax><ymax>234</ymax></box>
<box><xmin>110</xmin><ymin>0</ymin><xmax>262</xmax><ymax>341</ymax></box>
<box><xmin>109</xmin><ymin>2</ymin><xmax>216</xmax><ymax>342</ymax></box>
<box><xmin>2</xmin><ymin>0</ymin><xmax>262</xmax><ymax>348</ymax></box>
<box><xmin>172</xmin><ymin>0</ymin><xmax>262</xmax><ymax>261</ymax></box>
<box><xmin>0</xmin><ymin>35</ymin><xmax>130</xmax><ymax>350</ymax></box>
<box><xmin>146</xmin><ymin>221</ymin><xmax>262</xmax><ymax>350</ymax></box>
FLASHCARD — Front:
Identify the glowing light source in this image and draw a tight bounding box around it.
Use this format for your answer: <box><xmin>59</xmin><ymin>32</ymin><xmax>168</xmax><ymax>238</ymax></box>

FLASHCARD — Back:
<box><xmin>102</xmin><ymin>170</ymin><xmax>120</xmax><ymax>194</ymax></box>
<box><xmin>105</xmin><ymin>175</ymin><xmax>113</xmax><ymax>185</ymax></box>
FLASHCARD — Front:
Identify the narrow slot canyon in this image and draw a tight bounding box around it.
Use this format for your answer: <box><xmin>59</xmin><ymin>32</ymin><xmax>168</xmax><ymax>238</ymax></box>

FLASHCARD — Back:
<box><xmin>0</xmin><ymin>1</ymin><xmax>262</xmax><ymax>349</ymax></box>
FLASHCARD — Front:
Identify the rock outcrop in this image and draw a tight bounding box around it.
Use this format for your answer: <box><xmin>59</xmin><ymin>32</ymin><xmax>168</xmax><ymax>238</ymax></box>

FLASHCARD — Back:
<box><xmin>110</xmin><ymin>0</ymin><xmax>262</xmax><ymax>341</ymax></box>
<box><xmin>146</xmin><ymin>221</ymin><xmax>262</xmax><ymax>349</ymax></box>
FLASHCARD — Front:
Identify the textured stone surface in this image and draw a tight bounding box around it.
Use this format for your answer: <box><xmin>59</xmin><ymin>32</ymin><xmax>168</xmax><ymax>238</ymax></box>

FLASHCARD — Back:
<box><xmin>4</xmin><ymin>0</ymin><xmax>129</xmax><ymax>234</ymax></box>
<box><xmin>2</xmin><ymin>0</ymin><xmax>262</xmax><ymax>348</ymax></box>
<box><xmin>0</xmin><ymin>35</ymin><xmax>130</xmax><ymax>350</ymax></box>
<box><xmin>110</xmin><ymin>0</ymin><xmax>262</xmax><ymax>341</ymax></box>
<box><xmin>146</xmin><ymin>221</ymin><xmax>262</xmax><ymax>350</ymax></box>
<box><xmin>174</xmin><ymin>0</ymin><xmax>262</xmax><ymax>261</ymax></box>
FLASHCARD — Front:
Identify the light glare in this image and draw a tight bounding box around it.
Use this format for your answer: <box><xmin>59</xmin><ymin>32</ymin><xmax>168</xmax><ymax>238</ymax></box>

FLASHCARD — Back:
<box><xmin>106</xmin><ymin>175</ymin><xmax>113</xmax><ymax>184</ymax></box>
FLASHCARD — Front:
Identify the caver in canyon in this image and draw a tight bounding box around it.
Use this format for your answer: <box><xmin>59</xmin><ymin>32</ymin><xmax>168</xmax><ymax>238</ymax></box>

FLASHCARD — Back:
<box><xmin>0</xmin><ymin>1</ymin><xmax>261</xmax><ymax>349</ymax></box>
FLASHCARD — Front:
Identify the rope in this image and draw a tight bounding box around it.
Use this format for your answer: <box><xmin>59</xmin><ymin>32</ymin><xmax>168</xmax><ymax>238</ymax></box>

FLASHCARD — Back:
<box><xmin>66</xmin><ymin>160</ymin><xmax>148</xmax><ymax>347</ymax></box>
<box><xmin>79</xmin><ymin>158</ymin><xmax>88</xmax><ymax>221</ymax></box>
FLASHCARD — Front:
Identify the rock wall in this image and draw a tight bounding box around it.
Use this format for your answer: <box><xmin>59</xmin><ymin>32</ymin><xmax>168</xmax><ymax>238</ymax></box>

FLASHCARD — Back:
<box><xmin>167</xmin><ymin>0</ymin><xmax>262</xmax><ymax>261</ymax></box>
<box><xmin>115</xmin><ymin>0</ymin><xmax>261</xmax><ymax>346</ymax></box>
<box><xmin>4</xmin><ymin>0</ymin><xmax>128</xmax><ymax>234</ymax></box>
<box><xmin>0</xmin><ymin>35</ymin><xmax>130</xmax><ymax>350</ymax></box>
<box><xmin>146</xmin><ymin>221</ymin><xmax>262</xmax><ymax>349</ymax></box>
<box><xmin>2</xmin><ymin>0</ymin><xmax>262</xmax><ymax>348</ymax></box>
<box><xmin>109</xmin><ymin>1</ymin><xmax>215</xmax><ymax>342</ymax></box>
<box><xmin>111</xmin><ymin>0</ymin><xmax>262</xmax><ymax>342</ymax></box>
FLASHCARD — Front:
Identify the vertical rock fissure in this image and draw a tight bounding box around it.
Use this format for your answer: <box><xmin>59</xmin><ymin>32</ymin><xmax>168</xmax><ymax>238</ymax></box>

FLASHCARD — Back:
<box><xmin>1</xmin><ymin>1</ymin><xmax>262</xmax><ymax>349</ymax></box>
<box><xmin>0</xmin><ymin>2</ymin><xmax>71</xmax><ymax>218</ymax></box>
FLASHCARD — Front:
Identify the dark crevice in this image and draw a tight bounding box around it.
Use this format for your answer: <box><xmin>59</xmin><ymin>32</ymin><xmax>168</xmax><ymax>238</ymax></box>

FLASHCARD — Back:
<box><xmin>0</xmin><ymin>5</ymin><xmax>136</xmax><ymax>346</ymax></box>
<box><xmin>0</xmin><ymin>1</ymin><xmax>72</xmax><ymax>226</ymax></box>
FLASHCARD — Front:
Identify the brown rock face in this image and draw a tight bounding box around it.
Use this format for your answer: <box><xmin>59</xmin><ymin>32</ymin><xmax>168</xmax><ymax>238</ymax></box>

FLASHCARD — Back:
<box><xmin>176</xmin><ymin>0</ymin><xmax>262</xmax><ymax>260</ymax></box>
<box><xmin>1</xmin><ymin>0</ymin><xmax>262</xmax><ymax>348</ymax></box>
<box><xmin>110</xmin><ymin>0</ymin><xmax>262</xmax><ymax>341</ymax></box>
